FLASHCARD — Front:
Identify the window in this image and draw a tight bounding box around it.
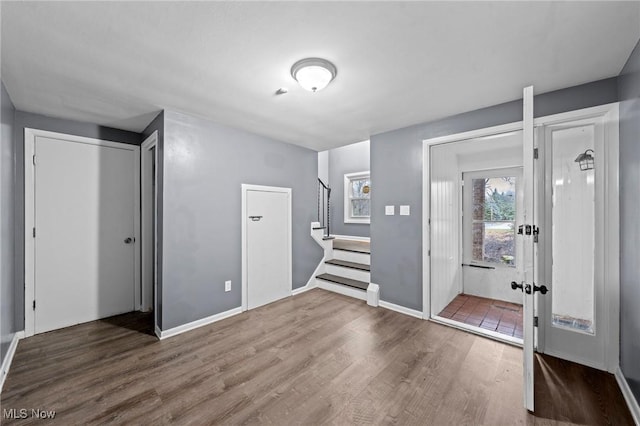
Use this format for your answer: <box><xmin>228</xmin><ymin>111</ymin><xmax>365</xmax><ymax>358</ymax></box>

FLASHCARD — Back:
<box><xmin>344</xmin><ymin>171</ymin><xmax>370</xmax><ymax>224</ymax></box>
<box><xmin>463</xmin><ymin>169</ymin><xmax>519</xmax><ymax>267</ymax></box>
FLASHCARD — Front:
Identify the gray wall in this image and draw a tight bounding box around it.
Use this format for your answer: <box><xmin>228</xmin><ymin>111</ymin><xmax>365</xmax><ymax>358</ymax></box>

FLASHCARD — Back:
<box><xmin>618</xmin><ymin>38</ymin><xmax>640</xmax><ymax>405</ymax></box>
<box><xmin>161</xmin><ymin>110</ymin><xmax>322</xmax><ymax>330</ymax></box>
<box><xmin>328</xmin><ymin>140</ymin><xmax>370</xmax><ymax>237</ymax></box>
<box><xmin>142</xmin><ymin>111</ymin><xmax>164</xmax><ymax>330</ymax></box>
<box><xmin>12</xmin><ymin>111</ymin><xmax>141</xmax><ymax>331</ymax></box>
<box><xmin>370</xmin><ymin>77</ymin><xmax>619</xmax><ymax>310</ymax></box>
<box><xmin>1</xmin><ymin>82</ymin><xmax>16</xmax><ymax>365</ymax></box>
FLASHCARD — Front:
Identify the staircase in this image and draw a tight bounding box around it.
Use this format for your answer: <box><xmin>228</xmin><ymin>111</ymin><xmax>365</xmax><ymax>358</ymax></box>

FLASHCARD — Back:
<box><xmin>310</xmin><ymin>179</ymin><xmax>377</xmax><ymax>303</ymax></box>
<box><xmin>317</xmin><ymin>239</ymin><xmax>370</xmax><ymax>294</ymax></box>
<box><xmin>309</xmin><ymin>225</ymin><xmax>375</xmax><ymax>303</ymax></box>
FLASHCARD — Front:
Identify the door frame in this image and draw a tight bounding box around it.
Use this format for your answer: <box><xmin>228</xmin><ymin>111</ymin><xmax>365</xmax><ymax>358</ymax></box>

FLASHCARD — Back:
<box><xmin>241</xmin><ymin>184</ymin><xmax>292</xmax><ymax>312</ymax></box>
<box><xmin>421</xmin><ymin>121</ymin><xmax>524</xmax><ymax>324</ymax></box>
<box><xmin>533</xmin><ymin>103</ymin><xmax>620</xmax><ymax>372</ymax></box>
<box><xmin>24</xmin><ymin>128</ymin><xmax>141</xmax><ymax>337</ymax></box>
<box><xmin>140</xmin><ymin>131</ymin><xmax>158</xmax><ymax>318</ymax></box>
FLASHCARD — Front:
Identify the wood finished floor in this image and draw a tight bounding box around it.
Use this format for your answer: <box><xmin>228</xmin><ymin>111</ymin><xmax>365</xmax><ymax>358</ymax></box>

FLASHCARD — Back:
<box><xmin>1</xmin><ymin>289</ymin><xmax>632</xmax><ymax>425</ymax></box>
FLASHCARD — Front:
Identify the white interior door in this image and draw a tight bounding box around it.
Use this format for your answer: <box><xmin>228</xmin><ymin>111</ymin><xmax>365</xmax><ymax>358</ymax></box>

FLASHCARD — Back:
<box><xmin>30</xmin><ymin>134</ymin><xmax>137</xmax><ymax>334</ymax></box>
<box><xmin>521</xmin><ymin>86</ymin><xmax>536</xmax><ymax>412</ymax></box>
<box><xmin>244</xmin><ymin>186</ymin><xmax>291</xmax><ymax>310</ymax></box>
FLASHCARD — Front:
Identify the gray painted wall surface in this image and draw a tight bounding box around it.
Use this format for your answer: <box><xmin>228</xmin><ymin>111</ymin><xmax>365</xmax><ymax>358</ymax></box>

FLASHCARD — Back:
<box><xmin>329</xmin><ymin>140</ymin><xmax>370</xmax><ymax>238</ymax></box>
<box><xmin>142</xmin><ymin>111</ymin><xmax>164</xmax><ymax>330</ymax></box>
<box><xmin>161</xmin><ymin>110</ymin><xmax>321</xmax><ymax>330</ymax></box>
<box><xmin>1</xmin><ymin>82</ymin><xmax>16</xmax><ymax>364</ymax></box>
<box><xmin>12</xmin><ymin>111</ymin><xmax>142</xmax><ymax>331</ymax></box>
<box><xmin>370</xmin><ymin>78</ymin><xmax>619</xmax><ymax>310</ymax></box>
<box><xmin>618</xmin><ymin>38</ymin><xmax>640</xmax><ymax>404</ymax></box>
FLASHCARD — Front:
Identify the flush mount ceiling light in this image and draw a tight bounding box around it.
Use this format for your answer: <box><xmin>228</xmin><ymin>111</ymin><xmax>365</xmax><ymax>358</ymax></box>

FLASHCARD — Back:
<box><xmin>291</xmin><ymin>58</ymin><xmax>337</xmax><ymax>92</ymax></box>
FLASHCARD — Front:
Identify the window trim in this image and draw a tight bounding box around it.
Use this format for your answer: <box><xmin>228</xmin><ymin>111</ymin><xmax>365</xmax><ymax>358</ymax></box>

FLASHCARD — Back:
<box><xmin>462</xmin><ymin>167</ymin><xmax>522</xmax><ymax>269</ymax></box>
<box><xmin>344</xmin><ymin>171</ymin><xmax>371</xmax><ymax>224</ymax></box>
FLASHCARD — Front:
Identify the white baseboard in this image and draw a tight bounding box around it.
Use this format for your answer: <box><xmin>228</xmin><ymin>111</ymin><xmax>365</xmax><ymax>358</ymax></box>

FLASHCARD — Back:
<box><xmin>379</xmin><ymin>300</ymin><xmax>423</xmax><ymax>319</ymax></box>
<box><xmin>331</xmin><ymin>234</ymin><xmax>370</xmax><ymax>242</ymax></box>
<box><xmin>317</xmin><ymin>279</ymin><xmax>367</xmax><ymax>301</ymax></box>
<box><xmin>155</xmin><ymin>324</ymin><xmax>162</xmax><ymax>339</ymax></box>
<box><xmin>292</xmin><ymin>281</ymin><xmax>317</xmax><ymax>296</ymax></box>
<box><xmin>615</xmin><ymin>367</ymin><xmax>640</xmax><ymax>425</ymax></box>
<box><xmin>158</xmin><ymin>307</ymin><xmax>242</xmax><ymax>340</ymax></box>
<box><xmin>1</xmin><ymin>331</ymin><xmax>25</xmax><ymax>393</ymax></box>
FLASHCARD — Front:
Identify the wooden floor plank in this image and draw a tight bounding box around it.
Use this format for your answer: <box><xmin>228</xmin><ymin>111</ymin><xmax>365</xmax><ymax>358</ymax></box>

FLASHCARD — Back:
<box><xmin>1</xmin><ymin>289</ymin><xmax>633</xmax><ymax>425</ymax></box>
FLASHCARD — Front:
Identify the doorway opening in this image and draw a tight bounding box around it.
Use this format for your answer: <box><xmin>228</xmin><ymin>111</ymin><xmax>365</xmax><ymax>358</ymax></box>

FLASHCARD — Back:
<box><xmin>426</xmin><ymin>127</ymin><xmax>524</xmax><ymax>344</ymax></box>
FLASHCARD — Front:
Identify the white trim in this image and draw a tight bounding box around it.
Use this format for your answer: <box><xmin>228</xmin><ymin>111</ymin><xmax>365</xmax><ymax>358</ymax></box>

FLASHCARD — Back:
<box><xmin>24</xmin><ymin>128</ymin><xmax>141</xmax><ymax>337</ymax></box>
<box><xmin>317</xmin><ymin>280</ymin><xmax>367</xmax><ymax>301</ymax></box>
<box><xmin>292</xmin><ymin>283</ymin><xmax>317</xmax><ymax>296</ymax></box>
<box><xmin>141</xmin><ymin>132</ymin><xmax>158</xmax><ymax>326</ymax></box>
<box><xmin>344</xmin><ymin>171</ymin><xmax>371</xmax><ymax>224</ymax></box>
<box><xmin>379</xmin><ymin>300</ymin><xmax>423</xmax><ymax>319</ymax></box>
<box><xmin>155</xmin><ymin>325</ymin><xmax>162</xmax><ymax>340</ymax></box>
<box><xmin>0</xmin><ymin>331</ymin><xmax>24</xmax><ymax>393</ymax></box>
<box><xmin>294</xmin><ymin>257</ymin><xmax>323</xmax><ymax>296</ymax></box>
<box><xmin>615</xmin><ymin>367</ymin><xmax>640</xmax><ymax>425</ymax></box>
<box><xmin>533</xmin><ymin>103</ymin><xmax>618</xmax><ymax>127</ymax></box>
<box><xmin>430</xmin><ymin>316</ymin><xmax>523</xmax><ymax>347</ymax></box>
<box><xmin>158</xmin><ymin>307</ymin><xmax>243</xmax><ymax>340</ymax></box>
<box><xmin>604</xmin><ymin>104</ymin><xmax>620</xmax><ymax>373</ymax></box>
<box><xmin>330</xmin><ymin>234</ymin><xmax>370</xmax><ymax>242</ymax></box>
<box><xmin>423</xmin><ymin>122</ymin><xmax>523</xmax><ymax>146</ymax></box>
<box><xmin>241</xmin><ymin>184</ymin><xmax>293</xmax><ymax>312</ymax></box>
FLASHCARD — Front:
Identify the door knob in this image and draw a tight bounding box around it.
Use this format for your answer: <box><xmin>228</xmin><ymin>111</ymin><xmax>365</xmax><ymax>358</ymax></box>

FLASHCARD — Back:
<box><xmin>124</xmin><ymin>237</ymin><xmax>134</xmax><ymax>244</ymax></box>
<box><xmin>533</xmin><ymin>284</ymin><xmax>549</xmax><ymax>295</ymax></box>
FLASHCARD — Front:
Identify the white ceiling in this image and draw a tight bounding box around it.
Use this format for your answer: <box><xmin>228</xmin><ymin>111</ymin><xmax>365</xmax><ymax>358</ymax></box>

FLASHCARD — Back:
<box><xmin>2</xmin><ymin>1</ymin><xmax>639</xmax><ymax>151</ymax></box>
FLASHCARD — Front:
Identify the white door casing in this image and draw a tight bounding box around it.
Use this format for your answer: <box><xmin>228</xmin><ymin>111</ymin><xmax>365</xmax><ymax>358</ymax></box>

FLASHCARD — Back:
<box><xmin>241</xmin><ymin>184</ymin><xmax>292</xmax><ymax>311</ymax></box>
<box><xmin>141</xmin><ymin>132</ymin><xmax>158</xmax><ymax>317</ymax></box>
<box><xmin>24</xmin><ymin>129</ymin><xmax>140</xmax><ymax>336</ymax></box>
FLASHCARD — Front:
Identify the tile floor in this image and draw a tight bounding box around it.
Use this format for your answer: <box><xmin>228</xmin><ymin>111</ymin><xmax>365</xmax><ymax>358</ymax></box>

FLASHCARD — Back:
<box><xmin>438</xmin><ymin>293</ymin><xmax>523</xmax><ymax>339</ymax></box>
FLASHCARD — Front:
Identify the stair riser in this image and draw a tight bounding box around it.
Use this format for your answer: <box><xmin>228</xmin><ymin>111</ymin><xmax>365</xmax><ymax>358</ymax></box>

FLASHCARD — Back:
<box><xmin>325</xmin><ymin>264</ymin><xmax>370</xmax><ymax>283</ymax></box>
<box><xmin>332</xmin><ymin>250</ymin><xmax>370</xmax><ymax>265</ymax></box>
<box><xmin>316</xmin><ymin>280</ymin><xmax>367</xmax><ymax>301</ymax></box>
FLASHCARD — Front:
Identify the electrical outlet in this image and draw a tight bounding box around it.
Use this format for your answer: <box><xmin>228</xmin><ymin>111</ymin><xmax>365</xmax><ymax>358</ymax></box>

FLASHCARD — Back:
<box><xmin>225</xmin><ymin>280</ymin><xmax>231</xmax><ymax>292</ymax></box>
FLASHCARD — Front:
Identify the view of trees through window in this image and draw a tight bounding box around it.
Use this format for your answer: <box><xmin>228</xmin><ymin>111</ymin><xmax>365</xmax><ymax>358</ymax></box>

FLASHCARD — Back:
<box><xmin>472</xmin><ymin>177</ymin><xmax>516</xmax><ymax>265</ymax></box>
<box><xmin>350</xmin><ymin>177</ymin><xmax>370</xmax><ymax>217</ymax></box>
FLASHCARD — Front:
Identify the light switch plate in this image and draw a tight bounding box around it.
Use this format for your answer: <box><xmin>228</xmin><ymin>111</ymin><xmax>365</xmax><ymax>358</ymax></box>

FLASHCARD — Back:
<box><xmin>385</xmin><ymin>205</ymin><xmax>395</xmax><ymax>215</ymax></box>
<box><xmin>225</xmin><ymin>280</ymin><xmax>231</xmax><ymax>292</ymax></box>
<box><xmin>400</xmin><ymin>205</ymin><xmax>410</xmax><ymax>216</ymax></box>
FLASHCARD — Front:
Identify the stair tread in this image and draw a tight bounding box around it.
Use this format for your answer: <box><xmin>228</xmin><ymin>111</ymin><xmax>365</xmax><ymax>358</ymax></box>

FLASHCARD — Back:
<box><xmin>316</xmin><ymin>273</ymin><xmax>368</xmax><ymax>291</ymax></box>
<box><xmin>325</xmin><ymin>259</ymin><xmax>370</xmax><ymax>272</ymax></box>
<box><xmin>312</xmin><ymin>226</ymin><xmax>326</xmax><ymax>230</ymax></box>
<box><xmin>333</xmin><ymin>239</ymin><xmax>370</xmax><ymax>254</ymax></box>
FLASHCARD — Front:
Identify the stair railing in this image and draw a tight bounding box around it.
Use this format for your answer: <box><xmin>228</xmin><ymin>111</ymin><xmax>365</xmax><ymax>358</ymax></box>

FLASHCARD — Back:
<box><xmin>317</xmin><ymin>178</ymin><xmax>332</xmax><ymax>239</ymax></box>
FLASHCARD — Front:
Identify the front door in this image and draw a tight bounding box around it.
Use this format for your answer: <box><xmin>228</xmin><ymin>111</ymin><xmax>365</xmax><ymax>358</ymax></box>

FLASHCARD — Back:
<box><xmin>29</xmin><ymin>132</ymin><xmax>137</xmax><ymax>335</ymax></box>
<box><xmin>536</xmin><ymin>106</ymin><xmax>620</xmax><ymax>372</ymax></box>
<box><xmin>244</xmin><ymin>186</ymin><xmax>291</xmax><ymax>310</ymax></box>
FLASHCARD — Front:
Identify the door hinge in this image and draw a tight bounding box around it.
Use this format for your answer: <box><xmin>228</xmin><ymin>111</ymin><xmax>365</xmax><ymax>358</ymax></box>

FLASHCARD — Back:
<box><xmin>32</xmin><ymin>155</ymin><xmax>36</xmax><ymax>166</ymax></box>
<box><xmin>428</xmin><ymin>249</ymin><xmax>431</xmax><ymax>256</ymax></box>
<box><xmin>32</xmin><ymin>227</ymin><xmax>36</xmax><ymax>238</ymax></box>
<box><xmin>533</xmin><ymin>316</ymin><xmax>538</xmax><ymax>327</ymax></box>
<box><xmin>533</xmin><ymin>225</ymin><xmax>539</xmax><ymax>243</ymax></box>
<box><xmin>33</xmin><ymin>300</ymin><xmax>36</xmax><ymax>310</ymax></box>
<box><xmin>533</xmin><ymin>148</ymin><xmax>539</xmax><ymax>159</ymax></box>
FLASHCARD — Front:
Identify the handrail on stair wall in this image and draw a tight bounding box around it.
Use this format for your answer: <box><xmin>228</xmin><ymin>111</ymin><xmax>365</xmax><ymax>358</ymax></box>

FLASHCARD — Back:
<box><xmin>317</xmin><ymin>178</ymin><xmax>331</xmax><ymax>239</ymax></box>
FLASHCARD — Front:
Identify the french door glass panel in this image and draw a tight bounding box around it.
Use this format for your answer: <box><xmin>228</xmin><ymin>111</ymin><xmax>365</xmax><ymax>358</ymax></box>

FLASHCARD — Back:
<box><xmin>550</xmin><ymin>125</ymin><xmax>596</xmax><ymax>334</ymax></box>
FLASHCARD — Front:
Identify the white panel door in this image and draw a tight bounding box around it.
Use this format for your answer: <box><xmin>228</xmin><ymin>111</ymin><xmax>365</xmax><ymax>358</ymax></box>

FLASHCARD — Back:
<box><xmin>246</xmin><ymin>189</ymin><xmax>291</xmax><ymax>310</ymax></box>
<box><xmin>34</xmin><ymin>136</ymin><xmax>135</xmax><ymax>334</ymax></box>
